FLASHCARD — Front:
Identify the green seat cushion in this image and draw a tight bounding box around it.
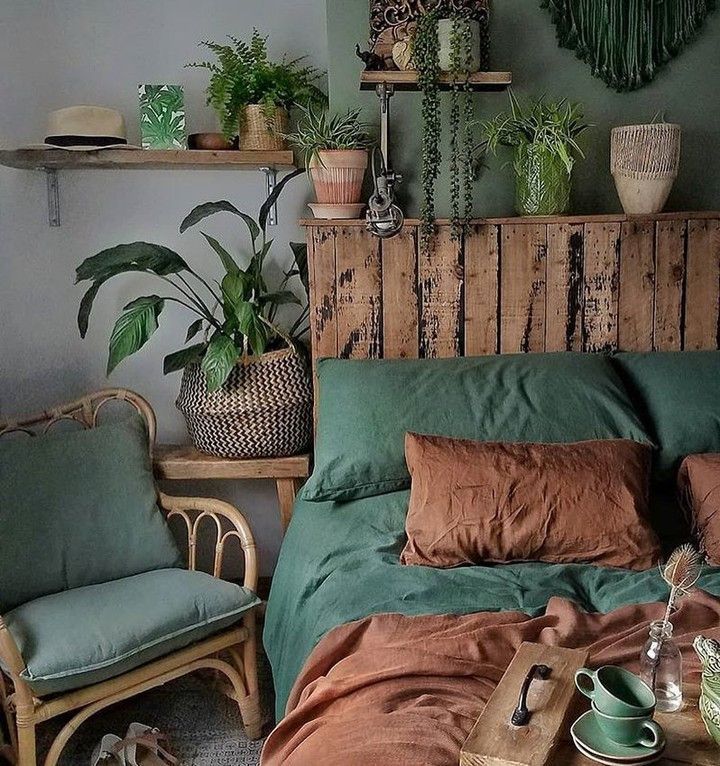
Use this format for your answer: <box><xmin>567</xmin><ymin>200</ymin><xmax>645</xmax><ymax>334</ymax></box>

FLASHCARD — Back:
<box><xmin>303</xmin><ymin>353</ymin><xmax>652</xmax><ymax>502</ymax></box>
<box><xmin>3</xmin><ymin>568</ymin><xmax>259</xmax><ymax>696</ymax></box>
<box><xmin>0</xmin><ymin>415</ymin><xmax>181</xmax><ymax>612</ymax></box>
<box><xmin>611</xmin><ymin>351</ymin><xmax>720</xmax><ymax>480</ymax></box>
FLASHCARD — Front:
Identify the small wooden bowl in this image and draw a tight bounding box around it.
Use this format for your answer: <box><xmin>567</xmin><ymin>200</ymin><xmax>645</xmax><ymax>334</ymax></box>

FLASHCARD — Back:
<box><xmin>188</xmin><ymin>133</ymin><xmax>233</xmax><ymax>151</ymax></box>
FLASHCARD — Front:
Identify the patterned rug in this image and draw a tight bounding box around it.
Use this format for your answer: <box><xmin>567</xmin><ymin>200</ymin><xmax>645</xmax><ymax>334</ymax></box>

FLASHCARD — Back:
<box><xmin>33</xmin><ymin>649</ymin><xmax>274</xmax><ymax>766</ymax></box>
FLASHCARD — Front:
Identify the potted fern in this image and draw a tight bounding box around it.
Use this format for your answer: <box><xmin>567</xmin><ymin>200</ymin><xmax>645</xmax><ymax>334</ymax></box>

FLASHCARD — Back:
<box><xmin>76</xmin><ymin>170</ymin><xmax>314</xmax><ymax>459</ymax></box>
<box><xmin>287</xmin><ymin>106</ymin><xmax>374</xmax><ymax>219</ymax></box>
<box><xmin>187</xmin><ymin>31</ymin><xmax>326</xmax><ymax>150</ymax></box>
<box><xmin>480</xmin><ymin>92</ymin><xmax>591</xmax><ymax>216</ymax></box>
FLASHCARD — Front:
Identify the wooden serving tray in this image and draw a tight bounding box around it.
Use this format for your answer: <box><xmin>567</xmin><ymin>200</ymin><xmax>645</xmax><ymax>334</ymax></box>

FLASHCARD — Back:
<box><xmin>460</xmin><ymin>642</ymin><xmax>589</xmax><ymax>766</ymax></box>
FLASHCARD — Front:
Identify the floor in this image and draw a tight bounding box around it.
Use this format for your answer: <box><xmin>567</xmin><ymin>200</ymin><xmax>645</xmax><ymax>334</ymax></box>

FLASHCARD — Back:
<box><xmin>32</xmin><ymin>648</ymin><xmax>275</xmax><ymax>766</ymax></box>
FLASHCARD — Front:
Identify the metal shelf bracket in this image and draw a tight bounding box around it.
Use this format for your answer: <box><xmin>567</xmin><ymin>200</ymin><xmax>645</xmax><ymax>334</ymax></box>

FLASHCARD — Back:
<box><xmin>260</xmin><ymin>166</ymin><xmax>278</xmax><ymax>226</ymax></box>
<box><xmin>46</xmin><ymin>169</ymin><xmax>60</xmax><ymax>227</ymax></box>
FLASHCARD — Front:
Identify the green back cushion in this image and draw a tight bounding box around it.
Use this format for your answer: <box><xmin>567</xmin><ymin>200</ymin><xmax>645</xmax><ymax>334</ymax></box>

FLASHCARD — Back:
<box><xmin>0</xmin><ymin>415</ymin><xmax>181</xmax><ymax>612</ymax></box>
<box><xmin>304</xmin><ymin>353</ymin><xmax>651</xmax><ymax>502</ymax></box>
<box><xmin>612</xmin><ymin>352</ymin><xmax>720</xmax><ymax>480</ymax></box>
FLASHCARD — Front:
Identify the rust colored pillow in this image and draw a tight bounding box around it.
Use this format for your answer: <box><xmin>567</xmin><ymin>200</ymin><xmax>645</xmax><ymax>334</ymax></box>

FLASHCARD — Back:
<box><xmin>678</xmin><ymin>454</ymin><xmax>720</xmax><ymax>566</ymax></box>
<box><xmin>400</xmin><ymin>433</ymin><xmax>661</xmax><ymax>571</ymax></box>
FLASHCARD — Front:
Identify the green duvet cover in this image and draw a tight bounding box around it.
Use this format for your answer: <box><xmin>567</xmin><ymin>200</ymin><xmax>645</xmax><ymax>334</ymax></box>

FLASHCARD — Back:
<box><xmin>264</xmin><ymin>491</ymin><xmax>720</xmax><ymax>720</ymax></box>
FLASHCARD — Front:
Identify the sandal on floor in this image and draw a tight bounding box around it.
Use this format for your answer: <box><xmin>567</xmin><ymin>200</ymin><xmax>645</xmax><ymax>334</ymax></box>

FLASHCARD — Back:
<box><xmin>120</xmin><ymin>723</ymin><xmax>177</xmax><ymax>766</ymax></box>
<box><xmin>91</xmin><ymin>734</ymin><xmax>126</xmax><ymax>765</ymax></box>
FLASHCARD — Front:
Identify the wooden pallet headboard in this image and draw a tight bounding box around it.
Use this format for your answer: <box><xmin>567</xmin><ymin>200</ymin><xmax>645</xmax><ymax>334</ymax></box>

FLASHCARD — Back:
<box><xmin>302</xmin><ymin>212</ymin><xmax>720</xmax><ymax>363</ymax></box>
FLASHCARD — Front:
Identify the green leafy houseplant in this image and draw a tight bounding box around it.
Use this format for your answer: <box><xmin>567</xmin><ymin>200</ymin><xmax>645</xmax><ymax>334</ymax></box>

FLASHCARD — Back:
<box><xmin>480</xmin><ymin>91</ymin><xmax>591</xmax><ymax>216</ymax></box>
<box><xmin>287</xmin><ymin>106</ymin><xmax>373</xmax><ymax>169</ymax></box>
<box><xmin>76</xmin><ymin>169</ymin><xmax>309</xmax><ymax>393</ymax></box>
<box><xmin>413</xmin><ymin>10</ymin><xmax>477</xmax><ymax>248</ymax></box>
<box><xmin>187</xmin><ymin>31</ymin><xmax>326</xmax><ymax>140</ymax></box>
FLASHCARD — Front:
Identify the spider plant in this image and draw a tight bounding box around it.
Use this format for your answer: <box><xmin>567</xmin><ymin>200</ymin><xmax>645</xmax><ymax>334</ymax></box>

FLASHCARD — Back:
<box><xmin>479</xmin><ymin>91</ymin><xmax>591</xmax><ymax>215</ymax></box>
<box><xmin>286</xmin><ymin>106</ymin><xmax>374</xmax><ymax>169</ymax></box>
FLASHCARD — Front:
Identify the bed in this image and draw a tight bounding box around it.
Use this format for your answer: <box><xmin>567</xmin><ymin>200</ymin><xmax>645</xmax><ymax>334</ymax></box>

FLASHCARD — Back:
<box><xmin>261</xmin><ymin>214</ymin><xmax>720</xmax><ymax>765</ymax></box>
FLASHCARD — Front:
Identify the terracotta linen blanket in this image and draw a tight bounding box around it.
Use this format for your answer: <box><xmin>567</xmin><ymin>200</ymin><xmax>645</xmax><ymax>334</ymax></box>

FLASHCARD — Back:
<box><xmin>261</xmin><ymin>592</ymin><xmax>720</xmax><ymax>765</ymax></box>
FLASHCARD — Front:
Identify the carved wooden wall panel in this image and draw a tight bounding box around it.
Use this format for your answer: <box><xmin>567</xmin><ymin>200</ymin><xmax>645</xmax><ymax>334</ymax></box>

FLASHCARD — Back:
<box><xmin>304</xmin><ymin>212</ymin><xmax>720</xmax><ymax>367</ymax></box>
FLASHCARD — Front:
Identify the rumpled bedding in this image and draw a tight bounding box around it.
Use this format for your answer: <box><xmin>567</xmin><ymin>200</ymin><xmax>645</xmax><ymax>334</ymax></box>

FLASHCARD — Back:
<box><xmin>261</xmin><ymin>592</ymin><xmax>720</xmax><ymax>765</ymax></box>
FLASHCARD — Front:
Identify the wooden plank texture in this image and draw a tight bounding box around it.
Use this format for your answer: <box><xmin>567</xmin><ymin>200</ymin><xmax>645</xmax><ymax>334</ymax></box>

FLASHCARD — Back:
<box><xmin>499</xmin><ymin>224</ymin><xmax>547</xmax><ymax>353</ymax></box>
<box><xmin>618</xmin><ymin>220</ymin><xmax>655</xmax><ymax>351</ymax></box>
<box><xmin>381</xmin><ymin>228</ymin><xmax>419</xmax><ymax>359</ymax></box>
<box><xmin>304</xmin><ymin>213</ymin><xmax>719</xmax><ymax>369</ymax></box>
<box><xmin>464</xmin><ymin>224</ymin><xmax>500</xmax><ymax>355</ymax></box>
<box><xmin>460</xmin><ymin>643</ymin><xmax>589</xmax><ymax>766</ymax></box>
<box><xmin>684</xmin><ymin>219</ymin><xmax>720</xmax><ymax>350</ymax></box>
<box><xmin>545</xmin><ymin>224</ymin><xmax>584</xmax><ymax>352</ymax></box>
<box><xmin>419</xmin><ymin>228</ymin><xmax>464</xmax><ymax>358</ymax></box>
<box><xmin>654</xmin><ymin>219</ymin><xmax>687</xmax><ymax>351</ymax></box>
<box><xmin>335</xmin><ymin>226</ymin><xmax>382</xmax><ymax>359</ymax></box>
<box><xmin>583</xmin><ymin>222</ymin><xmax>621</xmax><ymax>352</ymax></box>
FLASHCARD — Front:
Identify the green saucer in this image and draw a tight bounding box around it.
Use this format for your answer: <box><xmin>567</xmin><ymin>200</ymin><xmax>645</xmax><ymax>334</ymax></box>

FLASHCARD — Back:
<box><xmin>571</xmin><ymin>711</ymin><xmax>666</xmax><ymax>763</ymax></box>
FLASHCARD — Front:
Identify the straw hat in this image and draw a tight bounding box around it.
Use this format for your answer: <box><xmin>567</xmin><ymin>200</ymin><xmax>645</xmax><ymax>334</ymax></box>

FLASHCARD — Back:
<box><xmin>24</xmin><ymin>106</ymin><xmax>138</xmax><ymax>151</ymax></box>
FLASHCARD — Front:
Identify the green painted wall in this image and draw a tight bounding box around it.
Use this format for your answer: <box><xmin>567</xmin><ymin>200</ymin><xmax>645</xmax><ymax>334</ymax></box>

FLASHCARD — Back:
<box><xmin>326</xmin><ymin>1</ymin><xmax>720</xmax><ymax>218</ymax></box>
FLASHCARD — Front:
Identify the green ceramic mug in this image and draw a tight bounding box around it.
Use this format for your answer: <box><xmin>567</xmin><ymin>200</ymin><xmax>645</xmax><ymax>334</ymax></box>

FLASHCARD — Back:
<box><xmin>592</xmin><ymin>703</ymin><xmax>664</xmax><ymax>748</ymax></box>
<box><xmin>575</xmin><ymin>666</ymin><xmax>656</xmax><ymax>716</ymax></box>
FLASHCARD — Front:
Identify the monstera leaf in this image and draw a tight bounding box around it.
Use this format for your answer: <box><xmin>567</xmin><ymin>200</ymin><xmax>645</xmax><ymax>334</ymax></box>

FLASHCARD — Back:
<box><xmin>541</xmin><ymin>0</ymin><xmax>716</xmax><ymax>91</ymax></box>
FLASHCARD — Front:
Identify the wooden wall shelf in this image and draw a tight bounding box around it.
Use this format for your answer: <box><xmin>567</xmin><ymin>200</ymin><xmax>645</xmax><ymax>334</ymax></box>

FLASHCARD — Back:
<box><xmin>360</xmin><ymin>70</ymin><xmax>512</xmax><ymax>91</ymax></box>
<box><xmin>0</xmin><ymin>148</ymin><xmax>296</xmax><ymax>171</ymax></box>
<box><xmin>0</xmin><ymin>148</ymin><xmax>297</xmax><ymax>227</ymax></box>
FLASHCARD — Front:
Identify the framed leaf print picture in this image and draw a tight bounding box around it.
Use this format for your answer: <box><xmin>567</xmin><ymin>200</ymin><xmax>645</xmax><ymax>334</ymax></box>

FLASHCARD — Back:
<box><xmin>138</xmin><ymin>84</ymin><xmax>187</xmax><ymax>149</ymax></box>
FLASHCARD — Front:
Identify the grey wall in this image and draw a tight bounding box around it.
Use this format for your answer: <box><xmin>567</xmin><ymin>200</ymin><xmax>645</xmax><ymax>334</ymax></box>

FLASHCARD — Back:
<box><xmin>327</xmin><ymin>0</ymin><xmax>720</xmax><ymax>216</ymax></box>
<box><xmin>0</xmin><ymin>0</ymin><xmax>328</xmax><ymax>575</ymax></box>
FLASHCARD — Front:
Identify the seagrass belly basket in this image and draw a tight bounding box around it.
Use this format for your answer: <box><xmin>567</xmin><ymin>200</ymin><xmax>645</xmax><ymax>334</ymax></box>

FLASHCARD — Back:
<box><xmin>176</xmin><ymin>347</ymin><xmax>313</xmax><ymax>458</ymax></box>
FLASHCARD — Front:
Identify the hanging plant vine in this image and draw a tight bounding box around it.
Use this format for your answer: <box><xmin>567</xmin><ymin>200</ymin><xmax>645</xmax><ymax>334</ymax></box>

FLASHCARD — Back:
<box><xmin>413</xmin><ymin>9</ymin><xmax>442</xmax><ymax>253</ymax></box>
<box><xmin>541</xmin><ymin>0</ymin><xmax>716</xmax><ymax>91</ymax></box>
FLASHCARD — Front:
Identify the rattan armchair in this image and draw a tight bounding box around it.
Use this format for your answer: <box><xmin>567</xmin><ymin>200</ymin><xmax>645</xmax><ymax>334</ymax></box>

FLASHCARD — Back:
<box><xmin>0</xmin><ymin>389</ymin><xmax>262</xmax><ymax>766</ymax></box>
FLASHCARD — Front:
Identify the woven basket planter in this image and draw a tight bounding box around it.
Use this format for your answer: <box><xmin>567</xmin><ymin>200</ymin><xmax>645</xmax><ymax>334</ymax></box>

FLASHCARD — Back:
<box><xmin>309</xmin><ymin>149</ymin><xmax>368</xmax><ymax>204</ymax></box>
<box><xmin>611</xmin><ymin>123</ymin><xmax>681</xmax><ymax>215</ymax></box>
<box><xmin>176</xmin><ymin>348</ymin><xmax>313</xmax><ymax>459</ymax></box>
<box><xmin>239</xmin><ymin>105</ymin><xmax>289</xmax><ymax>151</ymax></box>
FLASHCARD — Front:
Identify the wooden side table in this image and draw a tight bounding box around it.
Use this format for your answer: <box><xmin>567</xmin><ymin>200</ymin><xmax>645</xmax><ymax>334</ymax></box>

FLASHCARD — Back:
<box><xmin>153</xmin><ymin>445</ymin><xmax>310</xmax><ymax>532</ymax></box>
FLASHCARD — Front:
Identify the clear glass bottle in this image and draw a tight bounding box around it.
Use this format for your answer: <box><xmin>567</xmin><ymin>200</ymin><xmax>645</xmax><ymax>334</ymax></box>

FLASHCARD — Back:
<box><xmin>639</xmin><ymin>620</ymin><xmax>683</xmax><ymax>712</ymax></box>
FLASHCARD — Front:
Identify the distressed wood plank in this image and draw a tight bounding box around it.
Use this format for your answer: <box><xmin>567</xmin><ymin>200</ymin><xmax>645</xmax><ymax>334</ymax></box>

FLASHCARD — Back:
<box><xmin>335</xmin><ymin>226</ymin><xmax>382</xmax><ymax>359</ymax></box>
<box><xmin>582</xmin><ymin>222</ymin><xmax>621</xmax><ymax>352</ymax></box>
<box><xmin>464</xmin><ymin>224</ymin><xmax>499</xmax><ymax>355</ymax></box>
<box><xmin>618</xmin><ymin>220</ymin><xmax>655</xmax><ymax>351</ymax></box>
<box><xmin>418</xmin><ymin>229</ymin><xmax>464</xmax><ymax>358</ymax></box>
<box><xmin>381</xmin><ymin>229</ymin><xmax>419</xmax><ymax>359</ymax></box>
<box><xmin>545</xmin><ymin>224</ymin><xmax>584</xmax><ymax>352</ymax></box>
<box><xmin>499</xmin><ymin>224</ymin><xmax>547</xmax><ymax>353</ymax></box>
<box><xmin>685</xmin><ymin>219</ymin><xmax>720</xmax><ymax>350</ymax></box>
<box><xmin>654</xmin><ymin>219</ymin><xmax>687</xmax><ymax>351</ymax></box>
<box><xmin>307</xmin><ymin>226</ymin><xmax>338</xmax><ymax>361</ymax></box>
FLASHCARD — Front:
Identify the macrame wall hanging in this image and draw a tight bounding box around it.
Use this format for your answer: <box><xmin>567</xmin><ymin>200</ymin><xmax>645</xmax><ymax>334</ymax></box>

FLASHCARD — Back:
<box><xmin>541</xmin><ymin>0</ymin><xmax>716</xmax><ymax>91</ymax></box>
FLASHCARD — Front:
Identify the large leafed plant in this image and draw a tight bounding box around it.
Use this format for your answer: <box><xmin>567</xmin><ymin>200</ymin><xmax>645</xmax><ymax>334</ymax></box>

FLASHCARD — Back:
<box><xmin>76</xmin><ymin>169</ymin><xmax>309</xmax><ymax>392</ymax></box>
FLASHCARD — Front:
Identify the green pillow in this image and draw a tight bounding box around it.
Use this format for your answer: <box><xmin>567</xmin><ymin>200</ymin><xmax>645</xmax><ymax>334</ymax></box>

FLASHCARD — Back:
<box><xmin>611</xmin><ymin>352</ymin><xmax>720</xmax><ymax>481</ymax></box>
<box><xmin>304</xmin><ymin>353</ymin><xmax>652</xmax><ymax>502</ymax></box>
<box><xmin>0</xmin><ymin>414</ymin><xmax>181</xmax><ymax>612</ymax></box>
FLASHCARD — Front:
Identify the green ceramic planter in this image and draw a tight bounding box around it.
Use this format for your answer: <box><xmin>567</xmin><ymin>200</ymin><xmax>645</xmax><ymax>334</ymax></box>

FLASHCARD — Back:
<box><xmin>514</xmin><ymin>143</ymin><xmax>572</xmax><ymax>216</ymax></box>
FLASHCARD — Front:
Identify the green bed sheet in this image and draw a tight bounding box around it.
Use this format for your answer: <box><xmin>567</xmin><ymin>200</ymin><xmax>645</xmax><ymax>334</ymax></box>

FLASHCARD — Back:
<box><xmin>263</xmin><ymin>491</ymin><xmax>720</xmax><ymax>720</ymax></box>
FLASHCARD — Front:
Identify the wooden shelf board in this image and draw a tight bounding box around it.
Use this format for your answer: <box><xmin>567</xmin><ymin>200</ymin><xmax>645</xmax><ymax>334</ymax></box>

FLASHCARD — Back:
<box><xmin>0</xmin><ymin>148</ymin><xmax>296</xmax><ymax>171</ymax></box>
<box><xmin>153</xmin><ymin>444</ymin><xmax>310</xmax><ymax>481</ymax></box>
<box><xmin>300</xmin><ymin>210</ymin><xmax>720</xmax><ymax>227</ymax></box>
<box><xmin>360</xmin><ymin>70</ymin><xmax>512</xmax><ymax>91</ymax></box>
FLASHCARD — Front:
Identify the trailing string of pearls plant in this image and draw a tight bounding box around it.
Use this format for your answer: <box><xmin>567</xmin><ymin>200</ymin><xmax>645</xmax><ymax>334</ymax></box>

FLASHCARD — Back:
<box><xmin>413</xmin><ymin>9</ymin><xmax>476</xmax><ymax>252</ymax></box>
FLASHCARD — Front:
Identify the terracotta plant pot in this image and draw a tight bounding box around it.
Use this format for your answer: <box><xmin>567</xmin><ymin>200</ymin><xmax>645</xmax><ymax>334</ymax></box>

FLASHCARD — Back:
<box><xmin>239</xmin><ymin>105</ymin><xmax>289</xmax><ymax>151</ymax></box>
<box><xmin>611</xmin><ymin>123</ymin><xmax>681</xmax><ymax>215</ymax></box>
<box><xmin>309</xmin><ymin>149</ymin><xmax>368</xmax><ymax>205</ymax></box>
<box><xmin>188</xmin><ymin>132</ymin><xmax>233</xmax><ymax>150</ymax></box>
